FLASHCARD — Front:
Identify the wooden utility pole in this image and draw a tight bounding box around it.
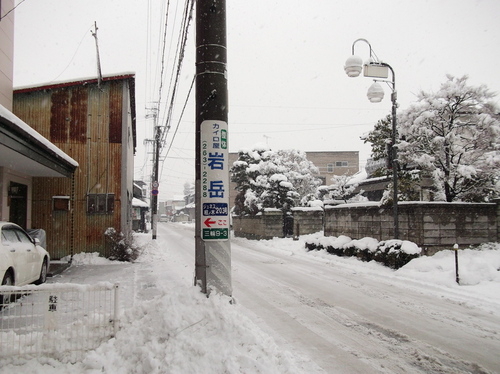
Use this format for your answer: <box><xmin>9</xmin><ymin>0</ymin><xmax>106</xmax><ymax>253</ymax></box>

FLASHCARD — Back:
<box><xmin>195</xmin><ymin>0</ymin><xmax>231</xmax><ymax>296</ymax></box>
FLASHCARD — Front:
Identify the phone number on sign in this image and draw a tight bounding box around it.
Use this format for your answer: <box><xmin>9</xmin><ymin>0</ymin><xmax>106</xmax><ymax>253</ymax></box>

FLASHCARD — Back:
<box><xmin>202</xmin><ymin>203</ymin><xmax>228</xmax><ymax>216</ymax></box>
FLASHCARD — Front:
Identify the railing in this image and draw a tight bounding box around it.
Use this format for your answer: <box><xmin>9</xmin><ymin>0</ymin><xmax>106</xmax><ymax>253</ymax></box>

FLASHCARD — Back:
<box><xmin>0</xmin><ymin>282</ymin><xmax>119</xmax><ymax>361</ymax></box>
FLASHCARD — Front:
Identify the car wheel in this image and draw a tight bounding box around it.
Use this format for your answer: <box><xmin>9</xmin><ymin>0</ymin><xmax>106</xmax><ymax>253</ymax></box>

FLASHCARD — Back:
<box><xmin>1</xmin><ymin>271</ymin><xmax>14</xmax><ymax>309</ymax></box>
<box><xmin>2</xmin><ymin>272</ymin><xmax>13</xmax><ymax>286</ymax></box>
<box><xmin>35</xmin><ymin>259</ymin><xmax>48</xmax><ymax>285</ymax></box>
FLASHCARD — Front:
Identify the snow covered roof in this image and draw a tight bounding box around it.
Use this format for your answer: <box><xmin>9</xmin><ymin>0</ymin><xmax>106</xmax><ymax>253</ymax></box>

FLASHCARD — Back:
<box><xmin>14</xmin><ymin>72</ymin><xmax>136</xmax><ymax>92</ymax></box>
<box><xmin>347</xmin><ymin>169</ymin><xmax>368</xmax><ymax>185</ymax></box>
<box><xmin>0</xmin><ymin>104</ymin><xmax>79</xmax><ymax>177</ymax></box>
<box><xmin>132</xmin><ymin>198</ymin><xmax>149</xmax><ymax>208</ymax></box>
<box><xmin>14</xmin><ymin>73</ymin><xmax>137</xmax><ymax>154</ymax></box>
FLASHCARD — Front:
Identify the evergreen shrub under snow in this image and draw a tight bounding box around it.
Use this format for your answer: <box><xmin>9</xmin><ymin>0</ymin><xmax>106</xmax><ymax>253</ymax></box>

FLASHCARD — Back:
<box><xmin>105</xmin><ymin>228</ymin><xmax>141</xmax><ymax>262</ymax></box>
<box><xmin>305</xmin><ymin>234</ymin><xmax>421</xmax><ymax>269</ymax></box>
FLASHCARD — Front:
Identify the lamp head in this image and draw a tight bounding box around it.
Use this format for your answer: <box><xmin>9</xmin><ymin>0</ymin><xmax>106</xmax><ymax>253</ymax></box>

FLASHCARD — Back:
<box><xmin>344</xmin><ymin>55</ymin><xmax>363</xmax><ymax>77</ymax></box>
<box><xmin>367</xmin><ymin>82</ymin><xmax>384</xmax><ymax>103</ymax></box>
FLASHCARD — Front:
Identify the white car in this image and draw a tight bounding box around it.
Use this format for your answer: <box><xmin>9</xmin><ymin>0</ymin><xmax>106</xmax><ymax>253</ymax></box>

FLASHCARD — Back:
<box><xmin>0</xmin><ymin>222</ymin><xmax>50</xmax><ymax>287</ymax></box>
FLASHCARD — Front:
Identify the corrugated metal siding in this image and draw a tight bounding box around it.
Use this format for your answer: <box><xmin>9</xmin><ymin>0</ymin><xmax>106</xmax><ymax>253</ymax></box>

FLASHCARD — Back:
<box><xmin>70</xmin><ymin>86</ymin><xmax>87</xmax><ymax>143</ymax></box>
<box><xmin>109</xmin><ymin>80</ymin><xmax>123</xmax><ymax>144</ymax></box>
<box><xmin>12</xmin><ymin>92</ymin><xmax>52</xmax><ymax>139</ymax></box>
<box><xmin>50</xmin><ymin>88</ymin><xmax>70</xmax><ymax>143</ymax></box>
<box><xmin>31</xmin><ymin>176</ymin><xmax>72</xmax><ymax>260</ymax></box>
<box><xmin>14</xmin><ymin>79</ymin><xmax>127</xmax><ymax>259</ymax></box>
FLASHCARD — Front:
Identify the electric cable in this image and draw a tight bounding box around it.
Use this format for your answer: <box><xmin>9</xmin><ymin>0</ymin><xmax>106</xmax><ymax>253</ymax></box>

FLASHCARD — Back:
<box><xmin>159</xmin><ymin>0</ymin><xmax>195</xmax><ymax>147</ymax></box>
<box><xmin>159</xmin><ymin>74</ymin><xmax>195</xmax><ymax>179</ymax></box>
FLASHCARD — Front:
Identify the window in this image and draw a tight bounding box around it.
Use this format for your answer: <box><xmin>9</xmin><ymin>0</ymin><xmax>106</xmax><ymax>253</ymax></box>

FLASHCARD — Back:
<box><xmin>327</xmin><ymin>163</ymin><xmax>334</xmax><ymax>172</ymax></box>
<box><xmin>335</xmin><ymin>161</ymin><xmax>348</xmax><ymax>167</ymax></box>
<box><xmin>53</xmin><ymin>196</ymin><xmax>70</xmax><ymax>211</ymax></box>
<box><xmin>14</xmin><ymin>228</ymin><xmax>32</xmax><ymax>244</ymax></box>
<box><xmin>2</xmin><ymin>228</ymin><xmax>18</xmax><ymax>243</ymax></box>
<box><xmin>87</xmin><ymin>194</ymin><xmax>115</xmax><ymax>214</ymax></box>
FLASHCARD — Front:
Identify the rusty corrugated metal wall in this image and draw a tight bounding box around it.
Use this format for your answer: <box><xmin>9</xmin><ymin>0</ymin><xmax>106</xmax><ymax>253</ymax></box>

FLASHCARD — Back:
<box><xmin>13</xmin><ymin>78</ymin><xmax>131</xmax><ymax>259</ymax></box>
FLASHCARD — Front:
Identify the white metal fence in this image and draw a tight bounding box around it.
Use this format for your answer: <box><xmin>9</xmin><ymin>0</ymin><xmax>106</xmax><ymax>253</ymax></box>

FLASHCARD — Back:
<box><xmin>0</xmin><ymin>282</ymin><xmax>119</xmax><ymax>361</ymax></box>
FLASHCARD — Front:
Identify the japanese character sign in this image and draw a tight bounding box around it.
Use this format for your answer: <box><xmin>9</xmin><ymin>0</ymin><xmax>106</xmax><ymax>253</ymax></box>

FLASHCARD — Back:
<box><xmin>201</xmin><ymin>120</ymin><xmax>229</xmax><ymax>241</ymax></box>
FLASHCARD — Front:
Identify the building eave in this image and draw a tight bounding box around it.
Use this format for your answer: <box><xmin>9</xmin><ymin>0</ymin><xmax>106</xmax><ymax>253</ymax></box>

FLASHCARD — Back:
<box><xmin>0</xmin><ymin>105</ymin><xmax>78</xmax><ymax>177</ymax></box>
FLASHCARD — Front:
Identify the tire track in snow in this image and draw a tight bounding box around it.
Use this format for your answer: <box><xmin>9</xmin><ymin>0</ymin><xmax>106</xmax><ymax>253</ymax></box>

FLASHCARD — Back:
<box><xmin>230</xmin><ymin>240</ymin><xmax>498</xmax><ymax>373</ymax></box>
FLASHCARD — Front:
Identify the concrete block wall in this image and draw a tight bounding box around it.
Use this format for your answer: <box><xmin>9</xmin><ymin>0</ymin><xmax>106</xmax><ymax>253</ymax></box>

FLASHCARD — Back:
<box><xmin>325</xmin><ymin>202</ymin><xmax>498</xmax><ymax>252</ymax></box>
<box><xmin>233</xmin><ymin>210</ymin><xmax>283</xmax><ymax>239</ymax></box>
<box><xmin>232</xmin><ymin>201</ymin><xmax>499</xmax><ymax>251</ymax></box>
<box><xmin>291</xmin><ymin>207</ymin><xmax>324</xmax><ymax>236</ymax></box>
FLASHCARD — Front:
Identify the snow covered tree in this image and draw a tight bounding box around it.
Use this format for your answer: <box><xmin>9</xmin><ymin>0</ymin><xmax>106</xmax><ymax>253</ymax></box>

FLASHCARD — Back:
<box><xmin>328</xmin><ymin>174</ymin><xmax>358</xmax><ymax>203</ymax></box>
<box><xmin>230</xmin><ymin>145</ymin><xmax>321</xmax><ymax>215</ymax></box>
<box><xmin>362</xmin><ymin>115</ymin><xmax>421</xmax><ymax>202</ymax></box>
<box><xmin>398</xmin><ymin>75</ymin><xmax>500</xmax><ymax>202</ymax></box>
<box><xmin>361</xmin><ymin>114</ymin><xmax>392</xmax><ymax>176</ymax></box>
<box><xmin>183</xmin><ymin>182</ymin><xmax>195</xmax><ymax>204</ymax></box>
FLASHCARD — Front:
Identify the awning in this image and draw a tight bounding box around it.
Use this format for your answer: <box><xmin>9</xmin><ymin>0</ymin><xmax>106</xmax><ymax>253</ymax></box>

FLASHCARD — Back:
<box><xmin>0</xmin><ymin>104</ymin><xmax>78</xmax><ymax>178</ymax></box>
<box><xmin>132</xmin><ymin>198</ymin><xmax>149</xmax><ymax>208</ymax></box>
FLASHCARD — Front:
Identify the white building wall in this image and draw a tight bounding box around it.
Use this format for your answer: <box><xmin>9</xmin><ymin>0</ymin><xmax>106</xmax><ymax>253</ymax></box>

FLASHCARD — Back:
<box><xmin>0</xmin><ymin>0</ymin><xmax>15</xmax><ymax>110</ymax></box>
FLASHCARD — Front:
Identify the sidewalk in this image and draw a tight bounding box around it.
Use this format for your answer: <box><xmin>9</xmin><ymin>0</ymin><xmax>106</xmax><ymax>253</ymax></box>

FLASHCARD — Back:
<box><xmin>47</xmin><ymin>261</ymin><xmax>71</xmax><ymax>277</ymax></box>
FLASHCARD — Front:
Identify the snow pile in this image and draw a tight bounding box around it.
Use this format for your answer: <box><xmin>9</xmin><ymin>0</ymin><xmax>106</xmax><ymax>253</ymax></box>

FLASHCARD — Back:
<box><xmin>280</xmin><ymin>232</ymin><xmax>500</xmax><ymax>303</ymax></box>
<box><xmin>61</xmin><ymin>252</ymin><xmax>116</xmax><ymax>265</ymax></box>
<box><xmin>82</xmin><ymin>287</ymin><xmax>299</xmax><ymax>374</ymax></box>
<box><xmin>0</xmin><ymin>236</ymin><xmax>301</xmax><ymax>374</ymax></box>
<box><xmin>305</xmin><ymin>233</ymin><xmax>422</xmax><ymax>255</ymax></box>
<box><xmin>2</xmin><ymin>227</ymin><xmax>500</xmax><ymax>372</ymax></box>
<box><xmin>397</xmin><ymin>246</ymin><xmax>500</xmax><ymax>286</ymax></box>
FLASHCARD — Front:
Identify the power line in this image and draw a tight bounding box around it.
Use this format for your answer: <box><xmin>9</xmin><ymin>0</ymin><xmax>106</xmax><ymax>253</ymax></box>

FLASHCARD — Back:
<box><xmin>154</xmin><ymin>0</ymin><xmax>171</xmax><ymax>125</ymax></box>
<box><xmin>161</xmin><ymin>74</ymin><xmax>195</xmax><ymax>173</ymax></box>
<box><xmin>0</xmin><ymin>0</ymin><xmax>26</xmax><ymax>20</ymax></box>
<box><xmin>159</xmin><ymin>0</ymin><xmax>195</xmax><ymax>147</ymax></box>
<box><xmin>50</xmin><ymin>25</ymin><xmax>93</xmax><ymax>83</ymax></box>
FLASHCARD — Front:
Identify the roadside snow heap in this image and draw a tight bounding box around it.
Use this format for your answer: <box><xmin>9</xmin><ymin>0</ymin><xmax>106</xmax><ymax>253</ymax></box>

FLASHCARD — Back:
<box><xmin>305</xmin><ymin>234</ymin><xmax>421</xmax><ymax>269</ymax></box>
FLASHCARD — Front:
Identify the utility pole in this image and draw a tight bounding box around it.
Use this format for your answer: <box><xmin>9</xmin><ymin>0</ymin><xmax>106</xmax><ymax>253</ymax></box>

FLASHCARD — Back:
<box><xmin>151</xmin><ymin>125</ymin><xmax>160</xmax><ymax>240</ymax></box>
<box><xmin>146</xmin><ymin>107</ymin><xmax>160</xmax><ymax>240</ymax></box>
<box><xmin>91</xmin><ymin>22</ymin><xmax>103</xmax><ymax>89</ymax></box>
<box><xmin>195</xmin><ymin>0</ymin><xmax>231</xmax><ymax>296</ymax></box>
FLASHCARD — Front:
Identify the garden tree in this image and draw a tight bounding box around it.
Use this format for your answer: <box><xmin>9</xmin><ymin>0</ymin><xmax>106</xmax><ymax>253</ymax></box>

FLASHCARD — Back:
<box><xmin>328</xmin><ymin>174</ymin><xmax>358</xmax><ymax>203</ymax></box>
<box><xmin>183</xmin><ymin>182</ymin><xmax>194</xmax><ymax>196</ymax></box>
<box><xmin>361</xmin><ymin>114</ymin><xmax>392</xmax><ymax>175</ymax></box>
<box><xmin>230</xmin><ymin>146</ymin><xmax>321</xmax><ymax>215</ymax></box>
<box><xmin>183</xmin><ymin>182</ymin><xmax>195</xmax><ymax>204</ymax></box>
<box><xmin>260</xmin><ymin>174</ymin><xmax>298</xmax><ymax>211</ymax></box>
<box><xmin>398</xmin><ymin>75</ymin><xmax>500</xmax><ymax>202</ymax></box>
<box><xmin>230</xmin><ymin>146</ymin><xmax>270</xmax><ymax>215</ymax></box>
<box><xmin>362</xmin><ymin>115</ymin><xmax>421</xmax><ymax>202</ymax></box>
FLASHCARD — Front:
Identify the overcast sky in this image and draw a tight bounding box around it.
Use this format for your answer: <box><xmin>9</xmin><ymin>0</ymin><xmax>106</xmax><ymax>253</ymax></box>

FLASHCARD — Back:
<box><xmin>13</xmin><ymin>0</ymin><xmax>500</xmax><ymax>199</ymax></box>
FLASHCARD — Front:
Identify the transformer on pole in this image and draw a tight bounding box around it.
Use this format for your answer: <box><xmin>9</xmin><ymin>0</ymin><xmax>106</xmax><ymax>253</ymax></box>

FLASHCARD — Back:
<box><xmin>195</xmin><ymin>0</ymin><xmax>231</xmax><ymax>296</ymax></box>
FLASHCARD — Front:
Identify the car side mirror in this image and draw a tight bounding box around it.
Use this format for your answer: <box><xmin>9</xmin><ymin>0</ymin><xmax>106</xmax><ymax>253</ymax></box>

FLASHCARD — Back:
<box><xmin>34</xmin><ymin>238</ymin><xmax>41</xmax><ymax>245</ymax></box>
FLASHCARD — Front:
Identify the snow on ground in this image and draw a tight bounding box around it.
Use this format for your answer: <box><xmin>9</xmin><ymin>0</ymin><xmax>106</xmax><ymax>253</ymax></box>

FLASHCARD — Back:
<box><xmin>1</xmin><ymin>226</ymin><xmax>499</xmax><ymax>373</ymax></box>
<box><xmin>253</xmin><ymin>231</ymin><xmax>500</xmax><ymax>312</ymax></box>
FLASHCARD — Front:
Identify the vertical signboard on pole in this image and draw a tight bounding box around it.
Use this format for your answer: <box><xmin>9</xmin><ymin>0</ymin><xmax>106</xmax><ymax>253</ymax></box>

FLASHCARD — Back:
<box><xmin>200</xmin><ymin>120</ymin><xmax>229</xmax><ymax>241</ymax></box>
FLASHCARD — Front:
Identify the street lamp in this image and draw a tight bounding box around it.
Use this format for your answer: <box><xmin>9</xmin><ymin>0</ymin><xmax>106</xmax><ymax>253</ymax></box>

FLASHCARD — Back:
<box><xmin>344</xmin><ymin>38</ymin><xmax>399</xmax><ymax>239</ymax></box>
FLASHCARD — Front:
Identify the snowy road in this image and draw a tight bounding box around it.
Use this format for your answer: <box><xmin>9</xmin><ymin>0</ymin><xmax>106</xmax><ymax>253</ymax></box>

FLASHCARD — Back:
<box><xmin>158</xmin><ymin>223</ymin><xmax>500</xmax><ymax>374</ymax></box>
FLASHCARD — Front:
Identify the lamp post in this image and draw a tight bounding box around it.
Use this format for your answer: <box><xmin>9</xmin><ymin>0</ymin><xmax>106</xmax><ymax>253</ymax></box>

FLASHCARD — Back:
<box><xmin>344</xmin><ymin>38</ymin><xmax>399</xmax><ymax>239</ymax></box>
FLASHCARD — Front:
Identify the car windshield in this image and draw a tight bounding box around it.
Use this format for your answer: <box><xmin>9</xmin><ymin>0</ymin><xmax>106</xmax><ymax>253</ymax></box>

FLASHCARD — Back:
<box><xmin>1</xmin><ymin>228</ymin><xmax>19</xmax><ymax>243</ymax></box>
<box><xmin>14</xmin><ymin>229</ymin><xmax>33</xmax><ymax>244</ymax></box>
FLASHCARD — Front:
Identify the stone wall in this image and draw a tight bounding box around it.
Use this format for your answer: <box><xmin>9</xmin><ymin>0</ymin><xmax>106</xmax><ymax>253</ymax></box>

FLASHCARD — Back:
<box><xmin>325</xmin><ymin>202</ymin><xmax>498</xmax><ymax>253</ymax></box>
<box><xmin>232</xmin><ymin>202</ymin><xmax>499</xmax><ymax>251</ymax></box>
<box><xmin>233</xmin><ymin>208</ymin><xmax>325</xmax><ymax>239</ymax></box>
<box><xmin>233</xmin><ymin>210</ymin><xmax>283</xmax><ymax>239</ymax></box>
<box><xmin>291</xmin><ymin>207</ymin><xmax>324</xmax><ymax>237</ymax></box>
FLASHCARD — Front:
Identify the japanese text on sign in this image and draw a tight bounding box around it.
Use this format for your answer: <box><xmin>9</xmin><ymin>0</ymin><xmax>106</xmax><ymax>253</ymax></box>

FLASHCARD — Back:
<box><xmin>201</xmin><ymin>121</ymin><xmax>229</xmax><ymax>241</ymax></box>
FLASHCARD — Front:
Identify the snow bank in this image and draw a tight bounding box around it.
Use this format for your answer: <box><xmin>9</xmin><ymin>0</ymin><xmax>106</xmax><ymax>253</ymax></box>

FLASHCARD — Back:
<box><xmin>397</xmin><ymin>247</ymin><xmax>500</xmax><ymax>286</ymax></box>
<box><xmin>81</xmin><ymin>287</ymin><xmax>300</xmax><ymax>374</ymax></box>
<box><xmin>1</xmin><ymin>234</ymin><xmax>302</xmax><ymax>374</ymax></box>
<box><xmin>61</xmin><ymin>252</ymin><xmax>117</xmax><ymax>265</ymax></box>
